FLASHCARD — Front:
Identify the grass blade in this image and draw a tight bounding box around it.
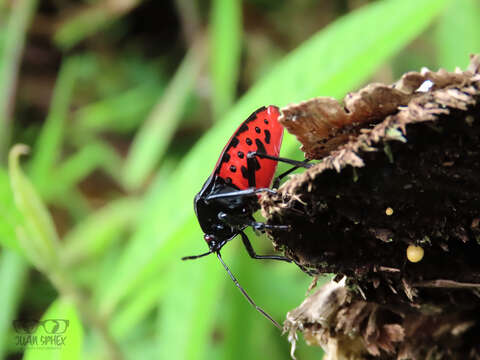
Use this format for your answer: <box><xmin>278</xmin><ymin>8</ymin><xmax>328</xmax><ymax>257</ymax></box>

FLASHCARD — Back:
<box><xmin>0</xmin><ymin>167</ymin><xmax>22</xmax><ymax>253</ymax></box>
<box><xmin>54</xmin><ymin>0</ymin><xmax>142</xmax><ymax>50</ymax></box>
<box><xmin>0</xmin><ymin>0</ymin><xmax>37</xmax><ymax>160</ymax></box>
<box><xmin>435</xmin><ymin>0</ymin><xmax>480</xmax><ymax>70</ymax></box>
<box><xmin>30</xmin><ymin>57</ymin><xmax>80</xmax><ymax>193</ymax></box>
<box><xmin>110</xmin><ymin>279</ymin><xmax>166</xmax><ymax>339</ymax></box>
<box><xmin>22</xmin><ymin>298</ymin><xmax>84</xmax><ymax>360</ymax></box>
<box><xmin>0</xmin><ymin>250</ymin><xmax>28</xmax><ymax>359</ymax></box>
<box><xmin>62</xmin><ymin>198</ymin><xmax>139</xmax><ymax>266</ymax></box>
<box><xmin>9</xmin><ymin>145</ymin><xmax>59</xmax><ymax>271</ymax></box>
<box><xmin>47</xmin><ymin>140</ymin><xmax>123</xmax><ymax>201</ymax></box>
<box><xmin>155</xmin><ymin>227</ymin><xmax>224</xmax><ymax>360</ymax></box>
<box><xmin>122</xmin><ymin>41</ymin><xmax>206</xmax><ymax>190</ymax></box>
<box><xmin>210</xmin><ymin>0</ymin><xmax>242</xmax><ymax>118</ymax></box>
<box><xmin>73</xmin><ymin>83</ymin><xmax>164</xmax><ymax>134</ymax></box>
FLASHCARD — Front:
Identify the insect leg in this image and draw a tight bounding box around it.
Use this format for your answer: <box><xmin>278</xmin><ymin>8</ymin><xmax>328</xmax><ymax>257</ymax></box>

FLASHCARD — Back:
<box><xmin>272</xmin><ymin>159</ymin><xmax>312</xmax><ymax>188</ymax></box>
<box><xmin>240</xmin><ymin>231</ymin><xmax>291</xmax><ymax>262</ymax></box>
<box><xmin>205</xmin><ymin>187</ymin><xmax>276</xmax><ymax>201</ymax></box>
<box><xmin>249</xmin><ymin>220</ymin><xmax>290</xmax><ymax>232</ymax></box>
<box><xmin>217</xmin><ymin>212</ymin><xmax>289</xmax><ymax>232</ymax></box>
<box><xmin>247</xmin><ymin>151</ymin><xmax>312</xmax><ymax>168</ymax></box>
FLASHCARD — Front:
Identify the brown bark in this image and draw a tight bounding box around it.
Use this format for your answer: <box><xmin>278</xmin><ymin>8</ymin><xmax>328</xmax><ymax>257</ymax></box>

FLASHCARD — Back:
<box><xmin>261</xmin><ymin>55</ymin><xmax>480</xmax><ymax>359</ymax></box>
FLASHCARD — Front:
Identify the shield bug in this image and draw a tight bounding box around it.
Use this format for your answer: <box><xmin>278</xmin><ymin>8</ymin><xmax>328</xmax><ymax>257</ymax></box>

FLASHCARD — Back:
<box><xmin>182</xmin><ymin>105</ymin><xmax>310</xmax><ymax>328</ymax></box>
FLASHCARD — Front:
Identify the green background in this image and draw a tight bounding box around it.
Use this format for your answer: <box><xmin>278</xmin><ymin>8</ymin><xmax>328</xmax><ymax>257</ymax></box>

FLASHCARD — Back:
<box><xmin>0</xmin><ymin>0</ymin><xmax>479</xmax><ymax>359</ymax></box>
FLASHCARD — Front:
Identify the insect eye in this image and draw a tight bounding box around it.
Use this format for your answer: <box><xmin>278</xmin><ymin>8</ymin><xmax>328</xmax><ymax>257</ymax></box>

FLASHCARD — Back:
<box><xmin>204</xmin><ymin>234</ymin><xmax>214</xmax><ymax>243</ymax></box>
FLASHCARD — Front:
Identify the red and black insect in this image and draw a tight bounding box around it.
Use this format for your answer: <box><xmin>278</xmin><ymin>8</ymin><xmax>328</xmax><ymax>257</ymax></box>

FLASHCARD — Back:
<box><xmin>182</xmin><ymin>105</ymin><xmax>311</xmax><ymax>328</ymax></box>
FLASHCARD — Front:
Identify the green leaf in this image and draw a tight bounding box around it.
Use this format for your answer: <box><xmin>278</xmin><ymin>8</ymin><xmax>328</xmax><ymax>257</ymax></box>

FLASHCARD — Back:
<box><xmin>110</xmin><ymin>278</ymin><xmax>166</xmax><ymax>339</ymax></box>
<box><xmin>30</xmin><ymin>57</ymin><xmax>80</xmax><ymax>194</ymax></box>
<box><xmin>216</xmin><ymin>249</ymin><xmax>275</xmax><ymax>360</ymax></box>
<box><xmin>8</xmin><ymin>145</ymin><xmax>59</xmax><ymax>271</ymax></box>
<box><xmin>62</xmin><ymin>197</ymin><xmax>139</xmax><ymax>266</ymax></box>
<box><xmin>0</xmin><ymin>250</ymin><xmax>28</xmax><ymax>359</ymax></box>
<box><xmin>210</xmin><ymin>0</ymin><xmax>242</xmax><ymax>118</ymax></box>
<box><xmin>435</xmin><ymin>0</ymin><xmax>480</xmax><ymax>70</ymax></box>
<box><xmin>54</xmin><ymin>2</ymin><xmax>141</xmax><ymax>50</ymax></box>
<box><xmin>22</xmin><ymin>297</ymin><xmax>84</xmax><ymax>360</ymax></box>
<box><xmin>101</xmin><ymin>0</ymin><xmax>450</xmax><ymax>322</ymax></box>
<box><xmin>73</xmin><ymin>83</ymin><xmax>164</xmax><ymax>134</ymax></box>
<box><xmin>122</xmin><ymin>43</ymin><xmax>206</xmax><ymax>190</ymax></box>
<box><xmin>155</xmin><ymin>225</ymin><xmax>224</xmax><ymax>360</ymax></box>
<box><xmin>0</xmin><ymin>166</ymin><xmax>23</xmax><ymax>253</ymax></box>
<box><xmin>0</xmin><ymin>0</ymin><xmax>38</xmax><ymax>159</ymax></box>
<box><xmin>47</xmin><ymin>140</ymin><xmax>123</xmax><ymax>201</ymax></box>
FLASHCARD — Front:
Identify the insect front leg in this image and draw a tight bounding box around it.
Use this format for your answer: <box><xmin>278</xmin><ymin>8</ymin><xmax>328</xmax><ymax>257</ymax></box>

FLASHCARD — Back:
<box><xmin>205</xmin><ymin>187</ymin><xmax>276</xmax><ymax>202</ymax></box>
<box><xmin>218</xmin><ymin>211</ymin><xmax>290</xmax><ymax>232</ymax></box>
<box><xmin>248</xmin><ymin>219</ymin><xmax>290</xmax><ymax>232</ymax></box>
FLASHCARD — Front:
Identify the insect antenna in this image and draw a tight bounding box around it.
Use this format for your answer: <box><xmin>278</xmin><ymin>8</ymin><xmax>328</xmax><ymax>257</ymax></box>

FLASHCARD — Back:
<box><xmin>216</xmin><ymin>251</ymin><xmax>282</xmax><ymax>330</ymax></box>
<box><xmin>181</xmin><ymin>250</ymin><xmax>213</xmax><ymax>261</ymax></box>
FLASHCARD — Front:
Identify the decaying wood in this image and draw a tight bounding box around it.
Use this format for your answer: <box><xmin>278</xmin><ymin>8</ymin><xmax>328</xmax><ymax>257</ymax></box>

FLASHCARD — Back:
<box><xmin>262</xmin><ymin>55</ymin><xmax>480</xmax><ymax>359</ymax></box>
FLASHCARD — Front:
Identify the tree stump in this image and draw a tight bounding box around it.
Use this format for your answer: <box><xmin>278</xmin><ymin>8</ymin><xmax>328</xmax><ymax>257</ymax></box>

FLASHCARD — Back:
<box><xmin>261</xmin><ymin>55</ymin><xmax>480</xmax><ymax>359</ymax></box>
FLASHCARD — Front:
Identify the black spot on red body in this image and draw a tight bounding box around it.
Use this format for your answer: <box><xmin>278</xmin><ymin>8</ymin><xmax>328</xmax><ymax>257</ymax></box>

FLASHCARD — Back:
<box><xmin>230</xmin><ymin>165</ymin><xmax>236</xmax><ymax>172</ymax></box>
<box><xmin>213</xmin><ymin>105</ymin><xmax>282</xmax><ymax>190</ymax></box>
<box><xmin>241</xmin><ymin>166</ymin><xmax>248</xmax><ymax>179</ymax></box>
<box><xmin>264</xmin><ymin>130</ymin><xmax>271</xmax><ymax>144</ymax></box>
<box><xmin>255</xmin><ymin>139</ymin><xmax>266</xmax><ymax>155</ymax></box>
<box><xmin>225</xmin><ymin>177</ymin><xmax>232</xmax><ymax>184</ymax></box>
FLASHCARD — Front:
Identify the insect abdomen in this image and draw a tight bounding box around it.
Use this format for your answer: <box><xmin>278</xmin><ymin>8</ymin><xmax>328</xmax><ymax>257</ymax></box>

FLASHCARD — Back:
<box><xmin>216</xmin><ymin>106</ymin><xmax>283</xmax><ymax>190</ymax></box>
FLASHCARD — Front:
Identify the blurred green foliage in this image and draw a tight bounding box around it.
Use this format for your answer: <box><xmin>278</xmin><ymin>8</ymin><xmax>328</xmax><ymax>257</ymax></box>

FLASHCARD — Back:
<box><xmin>0</xmin><ymin>0</ymin><xmax>478</xmax><ymax>359</ymax></box>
